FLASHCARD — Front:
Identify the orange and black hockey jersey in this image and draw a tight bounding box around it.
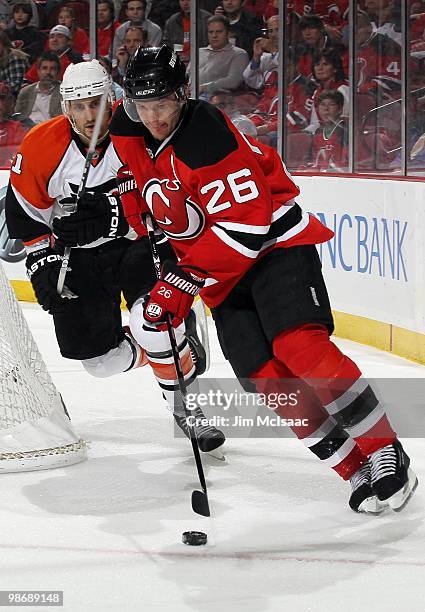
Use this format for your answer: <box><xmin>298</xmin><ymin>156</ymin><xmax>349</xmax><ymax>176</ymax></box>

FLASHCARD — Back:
<box><xmin>6</xmin><ymin>114</ymin><xmax>126</xmax><ymax>247</ymax></box>
<box><xmin>110</xmin><ymin>99</ymin><xmax>333</xmax><ymax>308</ymax></box>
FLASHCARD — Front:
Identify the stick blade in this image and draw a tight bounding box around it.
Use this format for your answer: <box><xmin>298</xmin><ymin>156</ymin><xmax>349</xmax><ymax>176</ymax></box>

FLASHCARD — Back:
<box><xmin>192</xmin><ymin>490</ymin><xmax>210</xmax><ymax>517</ymax></box>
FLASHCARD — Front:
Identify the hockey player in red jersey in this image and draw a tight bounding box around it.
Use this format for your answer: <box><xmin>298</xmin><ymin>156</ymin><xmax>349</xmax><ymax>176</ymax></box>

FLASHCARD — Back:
<box><xmin>5</xmin><ymin>59</ymin><xmax>225</xmax><ymax>454</ymax></box>
<box><xmin>66</xmin><ymin>46</ymin><xmax>416</xmax><ymax>514</ymax></box>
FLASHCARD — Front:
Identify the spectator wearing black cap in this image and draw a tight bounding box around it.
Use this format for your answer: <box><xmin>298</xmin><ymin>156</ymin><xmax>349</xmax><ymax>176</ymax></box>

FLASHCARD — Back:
<box><xmin>6</xmin><ymin>3</ymin><xmax>45</xmax><ymax>64</ymax></box>
<box><xmin>15</xmin><ymin>51</ymin><xmax>61</xmax><ymax>126</ymax></box>
<box><xmin>24</xmin><ymin>25</ymin><xmax>83</xmax><ymax>84</ymax></box>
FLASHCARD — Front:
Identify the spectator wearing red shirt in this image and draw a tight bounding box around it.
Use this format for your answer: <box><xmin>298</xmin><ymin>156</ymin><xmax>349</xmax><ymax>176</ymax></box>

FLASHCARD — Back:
<box><xmin>97</xmin><ymin>0</ymin><xmax>120</xmax><ymax>58</ymax></box>
<box><xmin>355</xmin><ymin>11</ymin><xmax>402</xmax><ymax>101</ymax></box>
<box><xmin>57</xmin><ymin>5</ymin><xmax>89</xmax><ymax>57</ymax></box>
<box><xmin>297</xmin><ymin>14</ymin><xmax>343</xmax><ymax>76</ymax></box>
<box><xmin>310</xmin><ymin>89</ymin><xmax>348</xmax><ymax>171</ymax></box>
<box><xmin>249</xmin><ymin>48</ymin><xmax>316</xmax><ymax>144</ymax></box>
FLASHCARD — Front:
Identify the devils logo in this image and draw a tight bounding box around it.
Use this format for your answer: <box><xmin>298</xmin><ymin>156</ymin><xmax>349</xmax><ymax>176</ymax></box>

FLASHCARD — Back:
<box><xmin>142</xmin><ymin>178</ymin><xmax>205</xmax><ymax>240</ymax></box>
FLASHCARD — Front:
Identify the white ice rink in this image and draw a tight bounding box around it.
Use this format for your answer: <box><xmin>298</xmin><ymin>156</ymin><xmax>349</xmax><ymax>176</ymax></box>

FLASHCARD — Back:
<box><xmin>2</xmin><ymin>304</ymin><xmax>425</xmax><ymax>612</ymax></box>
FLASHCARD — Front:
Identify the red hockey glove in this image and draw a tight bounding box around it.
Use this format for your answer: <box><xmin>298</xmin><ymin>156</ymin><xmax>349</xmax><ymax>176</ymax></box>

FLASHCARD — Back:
<box><xmin>144</xmin><ymin>260</ymin><xmax>204</xmax><ymax>328</ymax></box>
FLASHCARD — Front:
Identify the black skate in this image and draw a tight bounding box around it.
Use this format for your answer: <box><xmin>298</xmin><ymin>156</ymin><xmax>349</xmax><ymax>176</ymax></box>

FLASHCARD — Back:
<box><xmin>349</xmin><ymin>461</ymin><xmax>388</xmax><ymax>514</ymax></box>
<box><xmin>370</xmin><ymin>440</ymin><xmax>418</xmax><ymax>512</ymax></box>
<box><xmin>174</xmin><ymin>404</ymin><xmax>225</xmax><ymax>455</ymax></box>
<box><xmin>185</xmin><ymin>309</ymin><xmax>207</xmax><ymax>376</ymax></box>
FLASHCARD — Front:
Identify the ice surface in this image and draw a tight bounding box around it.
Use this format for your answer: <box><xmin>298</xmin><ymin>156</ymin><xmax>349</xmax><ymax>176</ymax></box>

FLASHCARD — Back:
<box><xmin>1</xmin><ymin>304</ymin><xmax>425</xmax><ymax>612</ymax></box>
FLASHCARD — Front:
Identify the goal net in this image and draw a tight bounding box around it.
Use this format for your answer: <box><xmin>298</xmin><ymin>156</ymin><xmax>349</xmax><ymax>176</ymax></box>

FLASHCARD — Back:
<box><xmin>0</xmin><ymin>261</ymin><xmax>87</xmax><ymax>472</ymax></box>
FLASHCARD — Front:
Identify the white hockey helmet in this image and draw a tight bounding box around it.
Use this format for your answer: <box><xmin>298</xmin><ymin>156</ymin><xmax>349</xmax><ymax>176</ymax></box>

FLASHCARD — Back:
<box><xmin>60</xmin><ymin>59</ymin><xmax>114</xmax><ymax>116</ymax></box>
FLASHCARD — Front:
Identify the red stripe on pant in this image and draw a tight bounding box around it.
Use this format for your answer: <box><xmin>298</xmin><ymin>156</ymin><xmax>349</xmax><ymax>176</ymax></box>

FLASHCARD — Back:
<box><xmin>250</xmin><ymin>357</ymin><xmax>366</xmax><ymax>480</ymax></box>
<box><xmin>271</xmin><ymin>323</ymin><xmax>396</xmax><ymax>456</ymax></box>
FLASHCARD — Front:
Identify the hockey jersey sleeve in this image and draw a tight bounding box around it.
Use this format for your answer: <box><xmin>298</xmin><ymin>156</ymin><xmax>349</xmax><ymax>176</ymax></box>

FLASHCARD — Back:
<box><xmin>116</xmin><ymin>164</ymin><xmax>148</xmax><ymax>239</ymax></box>
<box><xmin>6</xmin><ymin>117</ymin><xmax>70</xmax><ymax>245</ymax></box>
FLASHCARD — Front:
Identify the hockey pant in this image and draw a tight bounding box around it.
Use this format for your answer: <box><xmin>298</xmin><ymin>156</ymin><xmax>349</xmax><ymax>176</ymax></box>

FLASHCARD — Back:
<box><xmin>251</xmin><ymin>323</ymin><xmax>396</xmax><ymax>480</ymax></box>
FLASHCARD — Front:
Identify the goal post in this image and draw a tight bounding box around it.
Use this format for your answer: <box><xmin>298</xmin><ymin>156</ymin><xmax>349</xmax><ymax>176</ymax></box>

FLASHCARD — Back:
<box><xmin>0</xmin><ymin>261</ymin><xmax>87</xmax><ymax>472</ymax></box>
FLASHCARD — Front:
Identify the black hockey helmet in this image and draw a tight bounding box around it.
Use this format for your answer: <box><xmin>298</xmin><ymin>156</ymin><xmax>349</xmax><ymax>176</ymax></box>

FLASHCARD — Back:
<box><xmin>123</xmin><ymin>45</ymin><xmax>188</xmax><ymax>121</ymax></box>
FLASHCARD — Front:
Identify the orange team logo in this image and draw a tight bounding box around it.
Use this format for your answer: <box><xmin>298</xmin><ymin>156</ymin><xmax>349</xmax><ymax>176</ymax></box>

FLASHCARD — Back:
<box><xmin>142</xmin><ymin>178</ymin><xmax>205</xmax><ymax>240</ymax></box>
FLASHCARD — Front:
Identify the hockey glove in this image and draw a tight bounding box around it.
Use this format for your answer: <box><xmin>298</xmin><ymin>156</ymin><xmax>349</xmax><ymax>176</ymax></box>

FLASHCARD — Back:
<box><xmin>52</xmin><ymin>192</ymin><xmax>128</xmax><ymax>248</ymax></box>
<box><xmin>26</xmin><ymin>245</ymin><xmax>71</xmax><ymax>314</ymax></box>
<box><xmin>144</xmin><ymin>260</ymin><xmax>204</xmax><ymax>328</ymax></box>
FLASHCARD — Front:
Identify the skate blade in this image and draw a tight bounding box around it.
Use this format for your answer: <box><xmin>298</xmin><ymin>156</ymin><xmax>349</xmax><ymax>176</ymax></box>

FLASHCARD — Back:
<box><xmin>206</xmin><ymin>447</ymin><xmax>226</xmax><ymax>461</ymax></box>
<box><xmin>358</xmin><ymin>496</ymin><xmax>388</xmax><ymax>515</ymax></box>
<box><xmin>390</xmin><ymin>469</ymin><xmax>418</xmax><ymax>512</ymax></box>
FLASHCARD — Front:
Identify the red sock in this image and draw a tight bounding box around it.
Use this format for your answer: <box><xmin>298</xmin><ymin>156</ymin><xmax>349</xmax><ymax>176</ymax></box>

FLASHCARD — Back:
<box><xmin>251</xmin><ymin>358</ymin><xmax>366</xmax><ymax>480</ymax></box>
<box><xmin>272</xmin><ymin>324</ymin><xmax>396</xmax><ymax>456</ymax></box>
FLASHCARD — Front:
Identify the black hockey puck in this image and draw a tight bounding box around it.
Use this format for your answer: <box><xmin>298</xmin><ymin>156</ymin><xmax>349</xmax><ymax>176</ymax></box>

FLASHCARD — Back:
<box><xmin>182</xmin><ymin>531</ymin><xmax>207</xmax><ymax>546</ymax></box>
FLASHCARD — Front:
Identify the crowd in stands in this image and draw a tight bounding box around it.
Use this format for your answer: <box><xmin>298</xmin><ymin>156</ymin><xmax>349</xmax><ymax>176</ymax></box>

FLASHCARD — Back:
<box><xmin>0</xmin><ymin>0</ymin><xmax>424</xmax><ymax>174</ymax></box>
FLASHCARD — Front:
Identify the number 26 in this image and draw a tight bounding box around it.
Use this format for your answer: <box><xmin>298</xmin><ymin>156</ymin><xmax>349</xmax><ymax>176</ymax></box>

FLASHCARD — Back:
<box><xmin>200</xmin><ymin>168</ymin><xmax>259</xmax><ymax>214</ymax></box>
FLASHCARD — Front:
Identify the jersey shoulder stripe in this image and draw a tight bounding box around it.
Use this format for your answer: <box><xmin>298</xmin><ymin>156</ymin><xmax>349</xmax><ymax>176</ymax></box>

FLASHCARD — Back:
<box><xmin>10</xmin><ymin>115</ymin><xmax>72</xmax><ymax>209</ymax></box>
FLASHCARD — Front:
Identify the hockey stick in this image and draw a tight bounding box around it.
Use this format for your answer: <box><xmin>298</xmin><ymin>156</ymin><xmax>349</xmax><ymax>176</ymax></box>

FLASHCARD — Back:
<box><xmin>143</xmin><ymin>213</ymin><xmax>210</xmax><ymax>518</ymax></box>
<box><xmin>57</xmin><ymin>90</ymin><xmax>110</xmax><ymax>295</ymax></box>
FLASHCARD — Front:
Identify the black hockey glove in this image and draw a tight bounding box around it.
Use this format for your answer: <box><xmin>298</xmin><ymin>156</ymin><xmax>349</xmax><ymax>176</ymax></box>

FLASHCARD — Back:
<box><xmin>26</xmin><ymin>246</ymin><xmax>71</xmax><ymax>314</ymax></box>
<box><xmin>52</xmin><ymin>192</ymin><xmax>129</xmax><ymax>248</ymax></box>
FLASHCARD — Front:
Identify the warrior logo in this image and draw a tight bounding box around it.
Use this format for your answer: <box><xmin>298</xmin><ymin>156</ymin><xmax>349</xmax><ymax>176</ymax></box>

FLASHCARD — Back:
<box><xmin>142</xmin><ymin>178</ymin><xmax>205</xmax><ymax>240</ymax></box>
<box><xmin>146</xmin><ymin>302</ymin><xmax>163</xmax><ymax>318</ymax></box>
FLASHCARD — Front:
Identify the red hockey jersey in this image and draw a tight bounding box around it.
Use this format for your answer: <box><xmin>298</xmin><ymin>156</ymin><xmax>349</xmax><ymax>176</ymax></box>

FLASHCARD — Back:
<box><xmin>110</xmin><ymin>100</ymin><xmax>333</xmax><ymax>308</ymax></box>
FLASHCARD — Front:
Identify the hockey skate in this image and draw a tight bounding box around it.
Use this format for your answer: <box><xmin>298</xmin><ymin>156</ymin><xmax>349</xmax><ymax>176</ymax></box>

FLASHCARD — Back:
<box><xmin>349</xmin><ymin>461</ymin><xmax>388</xmax><ymax>514</ymax></box>
<box><xmin>174</xmin><ymin>404</ymin><xmax>226</xmax><ymax>458</ymax></box>
<box><xmin>369</xmin><ymin>440</ymin><xmax>418</xmax><ymax>512</ymax></box>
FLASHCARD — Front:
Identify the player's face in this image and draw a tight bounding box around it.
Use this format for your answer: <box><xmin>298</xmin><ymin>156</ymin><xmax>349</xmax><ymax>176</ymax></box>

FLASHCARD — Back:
<box><xmin>313</xmin><ymin>58</ymin><xmax>336</xmax><ymax>82</ymax></box>
<box><xmin>208</xmin><ymin>22</ymin><xmax>229</xmax><ymax>50</ymax></box>
<box><xmin>126</xmin><ymin>1</ymin><xmax>144</xmax><ymax>23</ymax></box>
<box><xmin>68</xmin><ymin>96</ymin><xmax>110</xmax><ymax>141</ymax></box>
<box><xmin>318</xmin><ymin>99</ymin><xmax>341</xmax><ymax>123</ymax></box>
<box><xmin>134</xmin><ymin>95</ymin><xmax>182</xmax><ymax>140</ymax></box>
<box><xmin>124</xmin><ymin>29</ymin><xmax>144</xmax><ymax>54</ymax></box>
